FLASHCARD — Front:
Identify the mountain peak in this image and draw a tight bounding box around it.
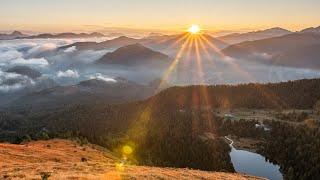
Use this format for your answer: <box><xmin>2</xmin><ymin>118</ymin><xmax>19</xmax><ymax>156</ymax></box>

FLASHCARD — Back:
<box><xmin>96</xmin><ymin>43</ymin><xmax>170</xmax><ymax>66</ymax></box>
<box><xmin>218</xmin><ymin>27</ymin><xmax>292</xmax><ymax>44</ymax></box>
<box><xmin>0</xmin><ymin>31</ymin><xmax>27</xmax><ymax>40</ymax></box>
<box><xmin>106</xmin><ymin>43</ymin><xmax>157</xmax><ymax>54</ymax></box>
<box><xmin>263</xmin><ymin>27</ymin><xmax>291</xmax><ymax>33</ymax></box>
<box><xmin>89</xmin><ymin>32</ymin><xmax>105</xmax><ymax>36</ymax></box>
<box><xmin>300</xmin><ymin>26</ymin><xmax>320</xmax><ymax>33</ymax></box>
<box><xmin>59</xmin><ymin>35</ymin><xmax>139</xmax><ymax>51</ymax></box>
<box><xmin>118</xmin><ymin>43</ymin><xmax>147</xmax><ymax>50</ymax></box>
<box><xmin>116</xmin><ymin>35</ymin><xmax>131</xmax><ymax>39</ymax></box>
<box><xmin>11</xmin><ymin>31</ymin><xmax>24</xmax><ymax>36</ymax></box>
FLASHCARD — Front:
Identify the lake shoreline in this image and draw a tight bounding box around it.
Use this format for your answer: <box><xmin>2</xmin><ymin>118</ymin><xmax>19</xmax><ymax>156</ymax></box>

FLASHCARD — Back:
<box><xmin>226</xmin><ymin>136</ymin><xmax>283</xmax><ymax>180</ymax></box>
<box><xmin>224</xmin><ymin>135</ymin><xmax>262</xmax><ymax>153</ymax></box>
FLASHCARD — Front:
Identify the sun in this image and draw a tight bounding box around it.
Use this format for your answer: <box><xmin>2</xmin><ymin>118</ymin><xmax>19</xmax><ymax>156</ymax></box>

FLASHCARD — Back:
<box><xmin>188</xmin><ymin>24</ymin><xmax>201</xmax><ymax>34</ymax></box>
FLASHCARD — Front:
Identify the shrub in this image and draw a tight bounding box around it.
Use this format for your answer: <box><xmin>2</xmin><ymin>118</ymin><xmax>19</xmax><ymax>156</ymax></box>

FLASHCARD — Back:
<box><xmin>40</xmin><ymin>172</ymin><xmax>51</xmax><ymax>180</ymax></box>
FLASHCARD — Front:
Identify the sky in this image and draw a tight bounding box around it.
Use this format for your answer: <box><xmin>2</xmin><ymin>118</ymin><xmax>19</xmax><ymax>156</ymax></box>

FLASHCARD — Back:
<box><xmin>1</xmin><ymin>0</ymin><xmax>320</xmax><ymax>34</ymax></box>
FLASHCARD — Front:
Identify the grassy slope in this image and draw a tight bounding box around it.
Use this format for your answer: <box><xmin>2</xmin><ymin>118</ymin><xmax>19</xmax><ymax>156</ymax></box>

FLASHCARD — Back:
<box><xmin>0</xmin><ymin>139</ymin><xmax>263</xmax><ymax>180</ymax></box>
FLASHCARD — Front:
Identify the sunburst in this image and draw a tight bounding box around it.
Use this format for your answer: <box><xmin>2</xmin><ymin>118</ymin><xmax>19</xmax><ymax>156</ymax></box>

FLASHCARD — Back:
<box><xmin>188</xmin><ymin>24</ymin><xmax>201</xmax><ymax>34</ymax></box>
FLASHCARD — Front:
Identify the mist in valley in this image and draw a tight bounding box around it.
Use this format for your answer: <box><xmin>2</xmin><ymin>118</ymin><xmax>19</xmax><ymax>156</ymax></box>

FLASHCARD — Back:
<box><xmin>0</xmin><ymin>37</ymin><xmax>320</xmax><ymax>88</ymax></box>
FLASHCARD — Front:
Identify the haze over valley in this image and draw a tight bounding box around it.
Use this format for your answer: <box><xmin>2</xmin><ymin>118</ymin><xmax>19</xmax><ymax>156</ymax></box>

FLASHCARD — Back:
<box><xmin>2</xmin><ymin>27</ymin><xmax>320</xmax><ymax>108</ymax></box>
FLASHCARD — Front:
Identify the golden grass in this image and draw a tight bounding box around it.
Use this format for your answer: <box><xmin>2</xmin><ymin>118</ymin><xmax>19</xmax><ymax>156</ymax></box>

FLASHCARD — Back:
<box><xmin>0</xmin><ymin>139</ymin><xmax>264</xmax><ymax>180</ymax></box>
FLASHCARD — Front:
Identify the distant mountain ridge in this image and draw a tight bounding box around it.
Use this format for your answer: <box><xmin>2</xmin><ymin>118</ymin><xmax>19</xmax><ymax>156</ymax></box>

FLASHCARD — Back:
<box><xmin>60</xmin><ymin>33</ymin><xmax>228</xmax><ymax>55</ymax></box>
<box><xmin>300</xmin><ymin>26</ymin><xmax>320</xmax><ymax>34</ymax></box>
<box><xmin>0</xmin><ymin>31</ymin><xmax>28</xmax><ymax>40</ymax></box>
<box><xmin>19</xmin><ymin>32</ymin><xmax>105</xmax><ymax>39</ymax></box>
<box><xmin>272</xmin><ymin>44</ymin><xmax>320</xmax><ymax>69</ymax></box>
<box><xmin>10</xmin><ymin>77</ymin><xmax>159</xmax><ymax>109</ymax></box>
<box><xmin>222</xmin><ymin>32</ymin><xmax>320</xmax><ymax>69</ymax></box>
<box><xmin>143</xmin><ymin>33</ymin><xmax>228</xmax><ymax>56</ymax></box>
<box><xmin>61</xmin><ymin>36</ymin><xmax>139</xmax><ymax>51</ymax></box>
<box><xmin>217</xmin><ymin>27</ymin><xmax>292</xmax><ymax>44</ymax></box>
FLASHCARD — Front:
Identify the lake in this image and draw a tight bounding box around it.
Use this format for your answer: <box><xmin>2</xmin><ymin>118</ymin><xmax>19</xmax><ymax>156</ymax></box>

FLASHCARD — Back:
<box><xmin>228</xmin><ymin>139</ymin><xmax>283</xmax><ymax>180</ymax></box>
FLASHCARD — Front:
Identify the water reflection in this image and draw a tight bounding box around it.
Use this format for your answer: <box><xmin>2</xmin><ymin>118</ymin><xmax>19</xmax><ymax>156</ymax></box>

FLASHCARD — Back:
<box><xmin>228</xmin><ymin>137</ymin><xmax>283</xmax><ymax>180</ymax></box>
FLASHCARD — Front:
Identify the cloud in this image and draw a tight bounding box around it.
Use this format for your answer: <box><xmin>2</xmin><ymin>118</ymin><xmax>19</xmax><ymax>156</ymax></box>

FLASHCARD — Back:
<box><xmin>87</xmin><ymin>73</ymin><xmax>117</xmax><ymax>82</ymax></box>
<box><xmin>0</xmin><ymin>70</ymin><xmax>35</xmax><ymax>92</ymax></box>
<box><xmin>27</xmin><ymin>43</ymin><xmax>57</xmax><ymax>53</ymax></box>
<box><xmin>0</xmin><ymin>83</ymin><xmax>25</xmax><ymax>92</ymax></box>
<box><xmin>26</xmin><ymin>43</ymin><xmax>57</xmax><ymax>58</ymax></box>
<box><xmin>10</xmin><ymin>57</ymin><xmax>49</xmax><ymax>67</ymax></box>
<box><xmin>0</xmin><ymin>50</ymin><xmax>23</xmax><ymax>61</ymax></box>
<box><xmin>0</xmin><ymin>42</ymin><xmax>50</xmax><ymax>68</ymax></box>
<box><xmin>0</xmin><ymin>49</ymin><xmax>49</xmax><ymax>68</ymax></box>
<box><xmin>57</xmin><ymin>69</ymin><xmax>79</xmax><ymax>78</ymax></box>
<box><xmin>63</xmin><ymin>46</ymin><xmax>77</xmax><ymax>53</ymax></box>
<box><xmin>0</xmin><ymin>38</ymin><xmax>111</xmax><ymax>92</ymax></box>
<box><xmin>48</xmin><ymin>49</ymin><xmax>107</xmax><ymax>69</ymax></box>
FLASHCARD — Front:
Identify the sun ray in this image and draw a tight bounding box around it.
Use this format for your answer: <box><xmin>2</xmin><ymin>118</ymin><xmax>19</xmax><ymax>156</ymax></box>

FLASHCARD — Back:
<box><xmin>157</xmin><ymin>34</ymin><xmax>192</xmax><ymax>89</ymax></box>
<box><xmin>122</xmin><ymin>26</ymin><xmax>288</xmax><ymax>166</ymax></box>
<box><xmin>150</xmin><ymin>33</ymin><xmax>189</xmax><ymax>49</ymax></box>
<box><xmin>176</xmin><ymin>35</ymin><xmax>195</xmax><ymax>83</ymax></box>
<box><xmin>199</xmin><ymin>35</ymin><xmax>226</xmax><ymax>58</ymax></box>
<box><xmin>197</xmin><ymin>35</ymin><xmax>225</xmax><ymax>84</ymax></box>
<box><xmin>186</xmin><ymin>35</ymin><xmax>195</xmax><ymax>60</ymax></box>
<box><xmin>194</xmin><ymin>37</ymin><xmax>203</xmax><ymax>83</ymax></box>
<box><xmin>200</xmin><ymin>33</ymin><xmax>287</xmax><ymax>109</ymax></box>
<box><xmin>183</xmin><ymin>36</ymin><xmax>196</xmax><ymax>81</ymax></box>
<box><xmin>169</xmin><ymin>33</ymin><xmax>190</xmax><ymax>48</ymax></box>
<box><xmin>198</xmin><ymin>35</ymin><xmax>216</xmax><ymax>68</ymax></box>
<box><xmin>194</xmin><ymin>37</ymin><xmax>214</xmax><ymax>131</ymax></box>
<box><xmin>153</xmin><ymin>25</ymin><xmax>287</xmax><ymax>112</ymax></box>
<box><xmin>200</xmin><ymin>35</ymin><xmax>254</xmax><ymax>81</ymax></box>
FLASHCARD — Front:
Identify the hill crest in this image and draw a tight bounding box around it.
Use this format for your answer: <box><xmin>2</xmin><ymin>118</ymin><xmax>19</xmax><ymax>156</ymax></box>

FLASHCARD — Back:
<box><xmin>0</xmin><ymin>139</ymin><xmax>263</xmax><ymax>180</ymax></box>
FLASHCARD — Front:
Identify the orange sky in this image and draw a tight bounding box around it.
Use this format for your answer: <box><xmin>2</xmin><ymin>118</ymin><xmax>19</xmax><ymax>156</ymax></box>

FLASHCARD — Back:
<box><xmin>1</xmin><ymin>0</ymin><xmax>320</xmax><ymax>34</ymax></box>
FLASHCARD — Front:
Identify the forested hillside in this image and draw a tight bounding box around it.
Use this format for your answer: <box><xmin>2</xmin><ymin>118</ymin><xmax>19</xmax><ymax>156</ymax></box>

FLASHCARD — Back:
<box><xmin>1</xmin><ymin>78</ymin><xmax>320</xmax><ymax>178</ymax></box>
<box><xmin>152</xmin><ymin>78</ymin><xmax>320</xmax><ymax>109</ymax></box>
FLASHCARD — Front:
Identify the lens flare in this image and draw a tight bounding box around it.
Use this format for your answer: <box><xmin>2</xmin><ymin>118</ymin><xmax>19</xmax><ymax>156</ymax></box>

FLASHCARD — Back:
<box><xmin>122</xmin><ymin>145</ymin><xmax>133</xmax><ymax>155</ymax></box>
<box><xmin>115</xmin><ymin>162</ymin><xmax>124</xmax><ymax>171</ymax></box>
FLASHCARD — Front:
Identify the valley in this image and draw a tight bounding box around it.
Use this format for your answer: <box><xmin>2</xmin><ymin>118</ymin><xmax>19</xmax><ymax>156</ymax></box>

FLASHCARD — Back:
<box><xmin>1</xmin><ymin>78</ymin><xmax>320</xmax><ymax>179</ymax></box>
<box><xmin>1</xmin><ymin>19</ymin><xmax>320</xmax><ymax>179</ymax></box>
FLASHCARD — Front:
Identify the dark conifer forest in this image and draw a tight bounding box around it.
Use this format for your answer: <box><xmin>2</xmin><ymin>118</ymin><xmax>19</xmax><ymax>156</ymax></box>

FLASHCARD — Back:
<box><xmin>1</xmin><ymin>78</ymin><xmax>320</xmax><ymax>179</ymax></box>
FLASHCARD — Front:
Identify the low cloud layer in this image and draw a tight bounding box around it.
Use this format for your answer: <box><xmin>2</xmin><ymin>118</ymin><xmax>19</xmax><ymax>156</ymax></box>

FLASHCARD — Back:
<box><xmin>0</xmin><ymin>70</ymin><xmax>35</xmax><ymax>92</ymax></box>
<box><xmin>1</xmin><ymin>37</ymin><xmax>320</xmax><ymax>93</ymax></box>
<box><xmin>0</xmin><ymin>38</ymin><xmax>109</xmax><ymax>92</ymax></box>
